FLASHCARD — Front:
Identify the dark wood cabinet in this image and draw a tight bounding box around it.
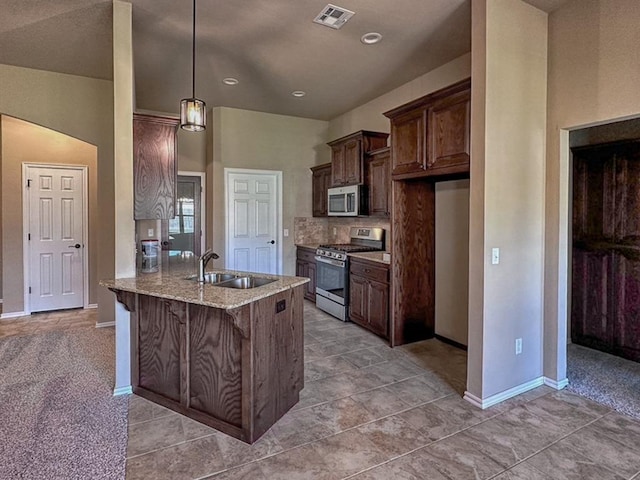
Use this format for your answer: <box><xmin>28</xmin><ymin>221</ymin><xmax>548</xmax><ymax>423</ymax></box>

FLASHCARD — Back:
<box><xmin>328</xmin><ymin>131</ymin><xmax>388</xmax><ymax>186</ymax></box>
<box><xmin>388</xmin><ymin>108</ymin><xmax>427</xmax><ymax>179</ymax></box>
<box><xmin>311</xmin><ymin>163</ymin><xmax>332</xmax><ymax>217</ymax></box>
<box><xmin>296</xmin><ymin>246</ymin><xmax>317</xmax><ymax>302</ymax></box>
<box><xmin>428</xmin><ymin>88</ymin><xmax>470</xmax><ymax>175</ymax></box>
<box><xmin>572</xmin><ymin>141</ymin><xmax>640</xmax><ymax>362</ymax></box>
<box><xmin>385</xmin><ymin>78</ymin><xmax>470</xmax><ymax>180</ymax></box>
<box><xmin>349</xmin><ymin>257</ymin><xmax>389</xmax><ymax>339</ymax></box>
<box><xmin>366</xmin><ymin>147</ymin><xmax>391</xmax><ymax>217</ymax></box>
<box><xmin>133</xmin><ymin>114</ymin><xmax>178</xmax><ymax>220</ymax></box>
<box><xmin>112</xmin><ymin>286</ymin><xmax>305</xmax><ymax>444</ymax></box>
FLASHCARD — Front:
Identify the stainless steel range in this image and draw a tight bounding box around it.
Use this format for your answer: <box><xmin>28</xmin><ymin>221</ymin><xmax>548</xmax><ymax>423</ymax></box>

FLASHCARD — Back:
<box><xmin>315</xmin><ymin>227</ymin><xmax>385</xmax><ymax>321</ymax></box>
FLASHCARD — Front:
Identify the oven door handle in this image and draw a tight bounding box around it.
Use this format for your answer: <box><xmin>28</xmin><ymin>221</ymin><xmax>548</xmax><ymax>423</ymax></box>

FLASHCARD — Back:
<box><xmin>315</xmin><ymin>256</ymin><xmax>345</xmax><ymax>268</ymax></box>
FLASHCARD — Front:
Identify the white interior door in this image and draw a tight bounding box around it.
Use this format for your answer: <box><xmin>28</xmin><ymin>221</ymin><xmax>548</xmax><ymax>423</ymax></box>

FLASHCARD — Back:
<box><xmin>226</xmin><ymin>169</ymin><xmax>281</xmax><ymax>274</ymax></box>
<box><xmin>26</xmin><ymin>165</ymin><xmax>85</xmax><ymax>312</ymax></box>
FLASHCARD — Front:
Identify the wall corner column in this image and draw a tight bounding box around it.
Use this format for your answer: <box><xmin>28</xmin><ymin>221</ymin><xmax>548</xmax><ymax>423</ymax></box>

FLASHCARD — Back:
<box><xmin>112</xmin><ymin>0</ymin><xmax>135</xmax><ymax>394</ymax></box>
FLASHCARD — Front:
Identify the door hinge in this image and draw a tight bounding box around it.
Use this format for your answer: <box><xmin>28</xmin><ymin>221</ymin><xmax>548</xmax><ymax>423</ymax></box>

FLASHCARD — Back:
<box><xmin>26</xmin><ymin>179</ymin><xmax>32</xmax><ymax>188</ymax></box>
<box><xmin>29</xmin><ymin>287</ymin><xmax>32</xmax><ymax>294</ymax></box>
<box><xmin>28</xmin><ymin>233</ymin><xmax>31</xmax><ymax>241</ymax></box>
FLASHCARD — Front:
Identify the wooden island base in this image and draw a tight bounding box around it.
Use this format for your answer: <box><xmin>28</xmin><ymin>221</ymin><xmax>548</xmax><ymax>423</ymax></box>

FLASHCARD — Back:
<box><xmin>112</xmin><ymin>285</ymin><xmax>304</xmax><ymax>444</ymax></box>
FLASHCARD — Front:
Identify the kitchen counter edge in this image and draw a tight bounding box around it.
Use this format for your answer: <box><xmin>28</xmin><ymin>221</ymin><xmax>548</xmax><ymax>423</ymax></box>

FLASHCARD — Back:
<box><xmin>100</xmin><ymin>270</ymin><xmax>310</xmax><ymax>310</ymax></box>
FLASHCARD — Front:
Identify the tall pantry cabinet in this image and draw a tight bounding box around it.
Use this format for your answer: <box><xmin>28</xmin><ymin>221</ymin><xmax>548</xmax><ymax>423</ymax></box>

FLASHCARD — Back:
<box><xmin>572</xmin><ymin>140</ymin><xmax>640</xmax><ymax>363</ymax></box>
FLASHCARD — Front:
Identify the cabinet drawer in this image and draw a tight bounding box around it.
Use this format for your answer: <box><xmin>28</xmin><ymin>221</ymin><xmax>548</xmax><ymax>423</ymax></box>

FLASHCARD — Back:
<box><xmin>350</xmin><ymin>260</ymin><xmax>388</xmax><ymax>284</ymax></box>
<box><xmin>297</xmin><ymin>248</ymin><xmax>316</xmax><ymax>263</ymax></box>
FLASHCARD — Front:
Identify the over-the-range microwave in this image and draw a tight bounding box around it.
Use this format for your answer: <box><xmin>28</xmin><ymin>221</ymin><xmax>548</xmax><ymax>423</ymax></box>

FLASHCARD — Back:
<box><xmin>327</xmin><ymin>184</ymin><xmax>367</xmax><ymax>216</ymax></box>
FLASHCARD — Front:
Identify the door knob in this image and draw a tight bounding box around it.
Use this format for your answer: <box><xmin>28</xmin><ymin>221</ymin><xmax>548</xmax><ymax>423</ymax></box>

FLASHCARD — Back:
<box><xmin>268</xmin><ymin>240</ymin><xmax>275</xmax><ymax>244</ymax></box>
<box><xmin>69</xmin><ymin>244</ymin><xmax>81</xmax><ymax>249</ymax></box>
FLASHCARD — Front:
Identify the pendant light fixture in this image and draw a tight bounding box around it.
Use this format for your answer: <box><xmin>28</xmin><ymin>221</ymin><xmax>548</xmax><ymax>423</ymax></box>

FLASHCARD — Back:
<box><xmin>180</xmin><ymin>0</ymin><xmax>206</xmax><ymax>131</ymax></box>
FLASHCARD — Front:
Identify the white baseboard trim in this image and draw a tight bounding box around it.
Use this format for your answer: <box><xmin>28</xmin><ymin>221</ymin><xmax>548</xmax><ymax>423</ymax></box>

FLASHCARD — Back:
<box><xmin>464</xmin><ymin>376</ymin><xmax>545</xmax><ymax>409</ymax></box>
<box><xmin>96</xmin><ymin>321</ymin><xmax>115</xmax><ymax>328</ymax></box>
<box><xmin>113</xmin><ymin>386</ymin><xmax>133</xmax><ymax>396</ymax></box>
<box><xmin>544</xmin><ymin>376</ymin><xmax>569</xmax><ymax>390</ymax></box>
<box><xmin>85</xmin><ymin>303</ymin><xmax>98</xmax><ymax>309</ymax></box>
<box><xmin>1</xmin><ymin>311</ymin><xmax>27</xmax><ymax>320</ymax></box>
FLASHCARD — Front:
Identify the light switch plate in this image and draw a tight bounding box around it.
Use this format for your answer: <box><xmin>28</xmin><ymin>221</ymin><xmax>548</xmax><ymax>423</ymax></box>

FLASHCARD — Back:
<box><xmin>284</xmin><ymin>229</ymin><xmax>289</xmax><ymax>237</ymax></box>
<box><xmin>147</xmin><ymin>228</ymin><xmax>154</xmax><ymax>237</ymax></box>
<box><xmin>491</xmin><ymin>247</ymin><xmax>500</xmax><ymax>265</ymax></box>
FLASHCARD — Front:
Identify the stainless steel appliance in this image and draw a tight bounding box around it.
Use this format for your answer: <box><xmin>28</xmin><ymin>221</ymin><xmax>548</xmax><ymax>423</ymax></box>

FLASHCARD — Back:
<box><xmin>315</xmin><ymin>227</ymin><xmax>385</xmax><ymax>321</ymax></box>
<box><xmin>327</xmin><ymin>185</ymin><xmax>367</xmax><ymax>216</ymax></box>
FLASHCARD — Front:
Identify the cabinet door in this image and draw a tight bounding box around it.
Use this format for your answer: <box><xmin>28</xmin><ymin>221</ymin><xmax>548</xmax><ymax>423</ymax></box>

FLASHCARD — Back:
<box><xmin>136</xmin><ymin>296</ymin><xmax>184</xmax><ymax>401</ymax></box>
<box><xmin>368</xmin><ymin>150</ymin><xmax>391</xmax><ymax>217</ymax></box>
<box><xmin>343</xmin><ymin>139</ymin><xmax>362</xmax><ymax>185</ymax></box>
<box><xmin>331</xmin><ymin>145</ymin><xmax>346</xmax><ymax>186</ymax></box>
<box><xmin>133</xmin><ymin>115</ymin><xmax>178</xmax><ymax>219</ymax></box>
<box><xmin>312</xmin><ymin>164</ymin><xmax>331</xmax><ymax>217</ymax></box>
<box><xmin>368</xmin><ymin>280</ymin><xmax>389</xmax><ymax>339</ymax></box>
<box><xmin>390</xmin><ymin>108</ymin><xmax>427</xmax><ymax>179</ymax></box>
<box><xmin>428</xmin><ymin>89</ymin><xmax>470</xmax><ymax>175</ymax></box>
<box><xmin>307</xmin><ymin>261</ymin><xmax>317</xmax><ymax>301</ymax></box>
<box><xmin>571</xmin><ymin>249</ymin><xmax>614</xmax><ymax>352</ymax></box>
<box><xmin>613</xmin><ymin>253</ymin><xmax>640</xmax><ymax>362</ymax></box>
<box><xmin>349</xmin><ymin>274</ymin><xmax>367</xmax><ymax>325</ymax></box>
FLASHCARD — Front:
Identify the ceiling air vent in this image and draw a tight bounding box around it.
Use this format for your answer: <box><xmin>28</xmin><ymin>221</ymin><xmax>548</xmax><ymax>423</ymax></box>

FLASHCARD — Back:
<box><xmin>313</xmin><ymin>4</ymin><xmax>355</xmax><ymax>30</ymax></box>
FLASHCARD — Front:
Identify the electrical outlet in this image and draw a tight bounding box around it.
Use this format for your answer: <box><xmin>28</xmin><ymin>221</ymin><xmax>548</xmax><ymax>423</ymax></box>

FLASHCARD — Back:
<box><xmin>492</xmin><ymin>247</ymin><xmax>500</xmax><ymax>265</ymax></box>
<box><xmin>515</xmin><ymin>338</ymin><xmax>523</xmax><ymax>355</ymax></box>
<box><xmin>147</xmin><ymin>228</ymin><xmax>154</xmax><ymax>237</ymax></box>
<box><xmin>333</xmin><ymin>227</ymin><xmax>337</xmax><ymax>235</ymax></box>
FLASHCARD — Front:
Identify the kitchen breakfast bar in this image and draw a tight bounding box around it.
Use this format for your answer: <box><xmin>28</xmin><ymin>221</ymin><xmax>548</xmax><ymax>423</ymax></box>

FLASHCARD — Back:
<box><xmin>101</xmin><ymin>267</ymin><xmax>308</xmax><ymax>444</ymax></box>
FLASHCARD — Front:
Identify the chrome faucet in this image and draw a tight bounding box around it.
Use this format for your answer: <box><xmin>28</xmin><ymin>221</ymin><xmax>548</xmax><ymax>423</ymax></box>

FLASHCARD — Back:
<box><xmin>198</xmin><ymin>249</ymin><xmax>220</xmax><ymax>282</ymax></box>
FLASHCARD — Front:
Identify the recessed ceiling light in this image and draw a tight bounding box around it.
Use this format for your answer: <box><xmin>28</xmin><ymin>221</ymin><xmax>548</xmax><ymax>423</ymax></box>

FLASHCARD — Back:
<box><xmin>291</xmin><ymin>91</ymin><xmax>306</xmax><ymax>97</ymax></box>
<box><xmin>361</xmin><ymin>32</ymin><xmax>382</xmax><ymax>45</ymax></box>
<box><xmin>222</xmin><ymin>77</ymin><xmax>239</xmax><ymax>85</ymax></box>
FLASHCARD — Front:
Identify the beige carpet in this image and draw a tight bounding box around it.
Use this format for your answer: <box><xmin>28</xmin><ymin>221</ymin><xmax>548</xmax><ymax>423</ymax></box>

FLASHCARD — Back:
<box><xmin>567</xmin><ymin>343</ymin><xmax>640</xmax><ymax>420</ymax></box>
<box><xmin>0</xmin><ymin>326</ymin><xmax>128</xmax><ymax>479</ymax></box>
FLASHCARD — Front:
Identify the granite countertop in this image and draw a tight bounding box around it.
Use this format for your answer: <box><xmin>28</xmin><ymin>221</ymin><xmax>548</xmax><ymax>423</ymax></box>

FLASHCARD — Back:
<box><xmin>100</xmin><ymin>256</ymin><xmax>309</xmax><ymax>310</ymax></box>
<box><xmin>348</xmin><ymin>251</ymin><xmax>391</xmax><ymax>265</ymax></box>
<box><xmin>295</xmin><ymin>244</ymin><xmax>320</xmax><ymax>250</ymax></box>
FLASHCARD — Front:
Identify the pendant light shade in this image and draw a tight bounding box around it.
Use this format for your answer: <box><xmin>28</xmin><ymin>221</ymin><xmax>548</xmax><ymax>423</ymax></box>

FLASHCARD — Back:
<box><xmin>180</xmin><ymin>0</ymin><xmax>206</xmax><ymax>131</ymax></box>
<box><xmin>180</xmin><ymin>98</ymin><xmax>206</xmax><ymax>132</ymax></box>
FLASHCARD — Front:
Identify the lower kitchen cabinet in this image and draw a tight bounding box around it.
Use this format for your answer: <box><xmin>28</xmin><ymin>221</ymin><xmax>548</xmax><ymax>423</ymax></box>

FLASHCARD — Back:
<box><xmin>296</xmin><ymin>246</ymin><xmax>317</xmax><ymax>302</ymax></box>
<box><xmin>349</xmin><ymin>257</ymin><xmax>389</xmax><ymax>339</ymax></box>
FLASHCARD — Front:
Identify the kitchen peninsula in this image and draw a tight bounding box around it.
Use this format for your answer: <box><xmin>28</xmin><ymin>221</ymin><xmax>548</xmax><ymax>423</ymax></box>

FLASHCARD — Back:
<box><xmin>102</xmin><ymin>267</ymin><xmax>308</xmax><ymax>444</ymax></box>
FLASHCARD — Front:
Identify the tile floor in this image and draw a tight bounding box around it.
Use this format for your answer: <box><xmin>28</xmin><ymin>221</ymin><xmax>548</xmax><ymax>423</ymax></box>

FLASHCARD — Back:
<box><xmin>125</xmin><ymin>302</ymin><xmax>640</xmax><ymax>480</ymax></box>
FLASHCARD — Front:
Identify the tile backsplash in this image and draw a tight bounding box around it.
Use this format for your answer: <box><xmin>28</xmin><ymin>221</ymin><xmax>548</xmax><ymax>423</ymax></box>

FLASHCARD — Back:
<box><xmin>294</xmin><ymin>216</ymin><xmax>391</xmax><ymax>251</ymax></box>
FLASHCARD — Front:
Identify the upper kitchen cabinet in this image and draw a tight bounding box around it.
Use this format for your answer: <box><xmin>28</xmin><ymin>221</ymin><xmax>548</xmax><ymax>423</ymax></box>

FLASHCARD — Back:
<box><xmin>311</xmin><ymin>163</ymin><xmax>332</xmax><ymax>217</ymax></box>
<box><xmin>429</xmin><ymin>86</ymin><xmax>471</xmax><ymax>175</ymax></box>
<box><xmin>328</xmin><ymin>131</ymin><xmax>389</xmax><ymax>186</ymax></box>
<box><xmin>366</xmin><ymin>147</ymin><xmax>391</xmax><ymax>218</ymax></box>
<box><xmin>385</xmin><ymin>78</ymin><xmax>470</xmax><ymax>180</ymax></box>
<box><xmin>133</xmin><ymin>114</ymin><xmax>179</xmax><ymax>220</ymax></box>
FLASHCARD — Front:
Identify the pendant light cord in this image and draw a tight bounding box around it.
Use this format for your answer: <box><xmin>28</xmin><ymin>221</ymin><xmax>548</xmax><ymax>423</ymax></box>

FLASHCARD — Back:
<box><xmin>192</xmin><ymin>0</ymin><xmax>196</xmax><ymax>98</ymax></box>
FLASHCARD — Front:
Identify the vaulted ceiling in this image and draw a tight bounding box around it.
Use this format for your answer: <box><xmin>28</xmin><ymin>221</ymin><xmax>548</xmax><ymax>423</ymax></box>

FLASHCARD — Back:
<box><xmin>0</xmin><ymin>0</ymin><xmax>569</xmax><ymax>120</ymax></box>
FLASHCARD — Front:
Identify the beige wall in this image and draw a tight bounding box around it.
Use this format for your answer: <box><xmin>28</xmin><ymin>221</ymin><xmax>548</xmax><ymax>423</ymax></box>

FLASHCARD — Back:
<box><xmin>328</xmin><ymin>53</ymin><xmax>472</xmax><ymax>141</ymax></box>
<box><xmin>468</xmin><ymin>0</ymin><xmax>548</xmax><ymax>401</ymax></box>
<box><xmin>212</xmin><ymin>107</ymin><xmax>330</xmax><ymax>275</ymax></box>
<box><xmin>1</xmin><ymin>116</ymin><xmax>99</xmax><ymax>312</ymax></box>
<box><xmin>435</xmin><ymin>180</ymin><xmax>470</xmax><ymax>346</ymax></box>
<box><xmin>0</xmin><ymin>63</ymin><xmax>114</xmax><ymax>324</ymax></box>
<box><xmin>544</xmin><ymin>0</ymin><xmax>640</xmax><ymax>382</ymax></box>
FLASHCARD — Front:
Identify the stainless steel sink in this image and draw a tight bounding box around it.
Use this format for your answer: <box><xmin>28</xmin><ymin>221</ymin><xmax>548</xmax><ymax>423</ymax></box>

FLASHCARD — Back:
<box><xmin>185</xmin><ymin>273</ymin><xmax>237</xmax><ymax>284</ymax></box>
<box><xmin>216</xmin><ymin>276</ymin><xmax>276</xmax><ymax>289</ymax></box>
